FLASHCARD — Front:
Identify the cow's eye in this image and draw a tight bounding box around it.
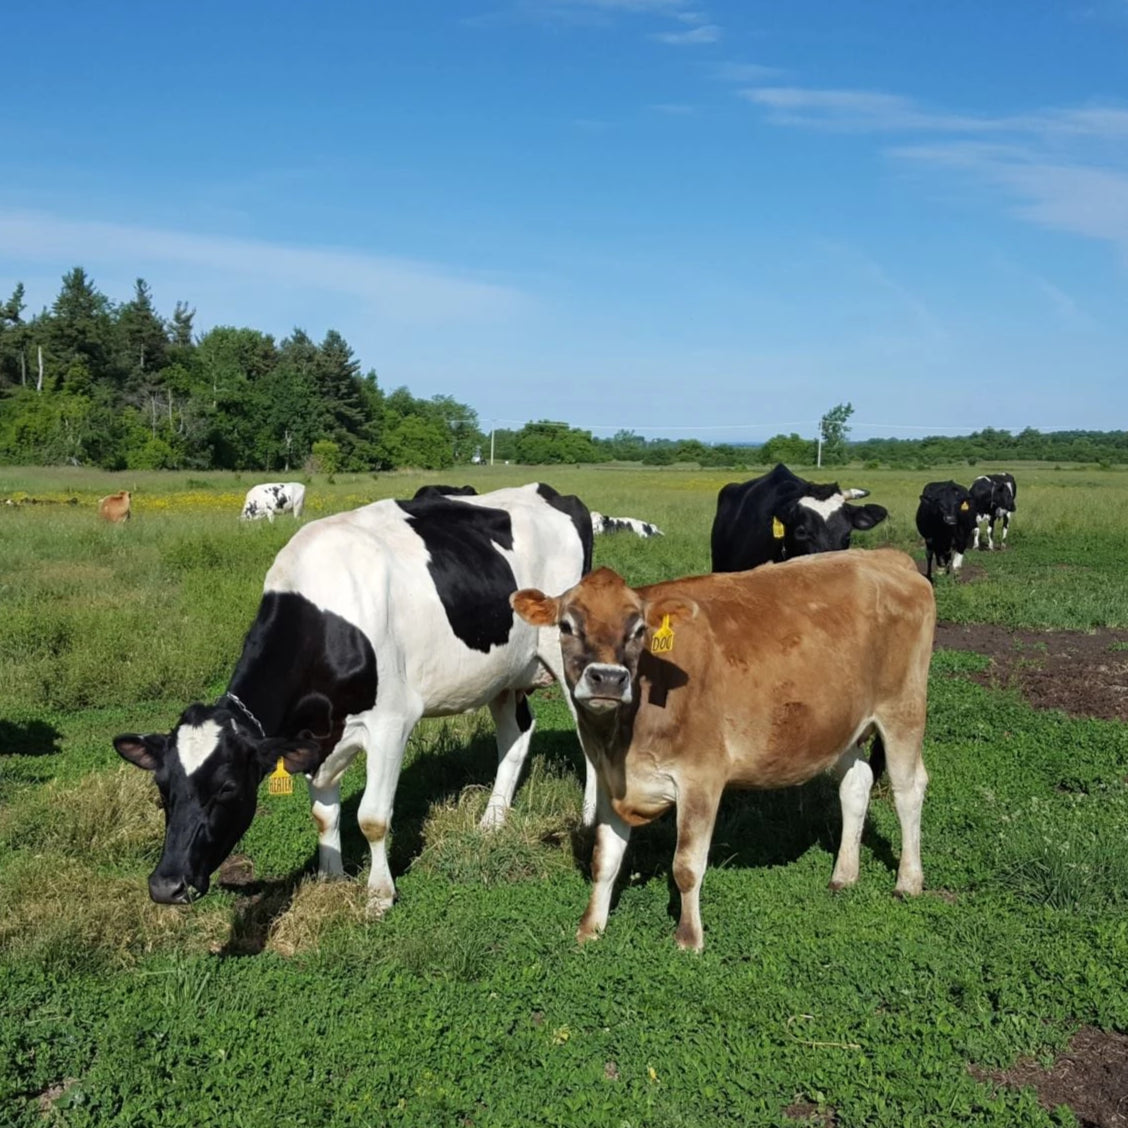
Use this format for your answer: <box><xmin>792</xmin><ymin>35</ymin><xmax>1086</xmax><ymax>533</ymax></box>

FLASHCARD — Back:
<box><xmin>793</xmin><ymin>525</ymin><xmax>808</xmax><ymax>540</ymax></box>
<box><xmin>559</xmin><ymin>620</ymin><xmax>574</xmax><ymax>636</ymax></box>
<box><xmin>631</xmin><ymin>622</ymin><xmax>646</xmax><ymax>641</ymax></box>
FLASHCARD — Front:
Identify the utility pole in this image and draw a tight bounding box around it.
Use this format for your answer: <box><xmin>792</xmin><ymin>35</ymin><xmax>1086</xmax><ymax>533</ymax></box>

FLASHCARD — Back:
<box><xmin>490</xmin><ymin>427</ymin><xmax>495</xmax><ymax>466</ymax></box>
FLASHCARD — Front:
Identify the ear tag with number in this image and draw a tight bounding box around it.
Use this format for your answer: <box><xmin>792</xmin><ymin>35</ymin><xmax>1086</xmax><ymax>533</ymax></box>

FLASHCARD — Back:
<box><xmin>959</xmin><ymin>501</ymin><xmax>969</xmax><ymax>511</ymax></box>
<box><xmin>651</xmin><ymin>614</ymin><xmax>675</xmax><ymax>655</ymax></box>
<box><xmin>268</xmin><ymin>758</ymin><xmax>293</xmax><ymax>796</ymax></box>
<box><xmin>772</xmin><ymin>517</ymin><xmax>785</xmax><ymax>539</ymax></box>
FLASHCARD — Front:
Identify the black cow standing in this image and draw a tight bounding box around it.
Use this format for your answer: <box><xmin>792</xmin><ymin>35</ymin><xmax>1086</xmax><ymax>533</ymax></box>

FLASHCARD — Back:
<box><xmin>969</xmin><ymin>473</ymin><xmax>1017</xmax><ymax>551</ymax></box>
<box><xmin>915</xmin><ymin>480</ymin><xmax>976</xmax><ymax>583</ymax></box>
<box><xmin>711</xmin><ymin>463</ymin><xmax>888</xmax><ymax>572</ymax></box>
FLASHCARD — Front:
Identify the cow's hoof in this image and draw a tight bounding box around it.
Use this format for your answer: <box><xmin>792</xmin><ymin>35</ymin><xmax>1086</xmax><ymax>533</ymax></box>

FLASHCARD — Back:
<box><xmin>478</xmin><ymin>805</ymin><xmax>507</xmax><ymax>832</ymax></box>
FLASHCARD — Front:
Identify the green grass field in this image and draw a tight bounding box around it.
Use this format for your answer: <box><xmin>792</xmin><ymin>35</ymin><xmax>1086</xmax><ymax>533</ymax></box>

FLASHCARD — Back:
<box><xmin>2</xmin><ymin>463</ymin><xmax>1127</xmax><ymax>1127</ymax></box>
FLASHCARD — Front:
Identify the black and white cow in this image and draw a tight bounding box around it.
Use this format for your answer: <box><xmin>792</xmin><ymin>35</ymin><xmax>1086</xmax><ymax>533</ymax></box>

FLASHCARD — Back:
<box><xmin>711</xmin><ymin>463</ymin><xmax>888</xmax><ymax>572</ymax></box>
<box><xmin>590</xmin><ymin>512</ymin><xmax>664</xmax><ymax>538</ymax></box>
<box><xmin>114</xmin><ymin>483</ymin><xmax>594</xmax><ymax>909</ymax></box>
<box><xmin>970</xmin><ymin>473</ymin><xmax>1017</xmax><ymax>551</ymax></box>
<box><xmin>915</xmin><ymin>480</ymin><xmax>976</xmax><ymax>583</ymax></box>
<box><xmin>241</xmin><ymin>482</ymin><xmax>306</xmax><ymax>522</ymax></box>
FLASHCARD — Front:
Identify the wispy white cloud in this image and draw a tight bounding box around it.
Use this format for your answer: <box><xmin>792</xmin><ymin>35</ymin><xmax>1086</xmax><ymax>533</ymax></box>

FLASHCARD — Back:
<box><xmin>652</xmin><ymin>22</ymin><xmax>719</xmax><ymax>45</ymax></box>
<box><xmin>508</xmin><ymin>0</ymin><xmax>720</xmax><ymax>44</ymax></box>
<box><xmin>0</xmin><ymin>210</ymin><xmax>528</xmax><ymax>325</ymax></box>
<box><xmin>740</xmin><ymin>82</ymin><xmax>1128</xmax><ymax>258</ymax></box>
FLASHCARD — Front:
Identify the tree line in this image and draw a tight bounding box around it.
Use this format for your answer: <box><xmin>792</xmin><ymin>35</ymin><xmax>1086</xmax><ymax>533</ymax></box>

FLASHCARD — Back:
<box><xmin>1</xmin><ymin>271</ymin><xmax>1124</xmax><ymax>471</ymax></box>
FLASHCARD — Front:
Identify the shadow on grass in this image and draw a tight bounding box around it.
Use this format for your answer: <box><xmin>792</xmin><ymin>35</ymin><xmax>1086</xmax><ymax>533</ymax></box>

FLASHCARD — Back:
<box><xmin>0</xmin><ymin>717</ymin><xmax>63</xmax><ymax>757</ymax></box>
<box><xmin>216</xmin><ymin>864</ymin><xmax>310</xmax><ymax>957</ymax></box>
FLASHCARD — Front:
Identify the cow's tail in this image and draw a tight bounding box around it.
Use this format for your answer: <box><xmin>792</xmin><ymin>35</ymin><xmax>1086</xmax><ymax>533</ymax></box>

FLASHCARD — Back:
<box><xmin>868</xmin><ymin>732</ymin><xmax>886</xmax><ymax>781</ymax></box>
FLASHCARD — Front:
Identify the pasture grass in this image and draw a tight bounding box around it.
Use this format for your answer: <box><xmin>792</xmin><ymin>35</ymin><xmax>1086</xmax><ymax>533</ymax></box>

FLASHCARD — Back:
<box><xmin>2</xmin><ymin>463</ymin><xmax>1128</xmax><ymax>1126</ymax></box>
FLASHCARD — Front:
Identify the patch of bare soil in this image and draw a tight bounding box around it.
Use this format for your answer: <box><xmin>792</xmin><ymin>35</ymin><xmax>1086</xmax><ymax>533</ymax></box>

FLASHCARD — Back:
<box><xmin>934</xmin><ymin>621</ymin><xmax>1128</xmax><ymax>723</ymax></box>
<box><xmin>971</xmin><ymin>1027</ymin><xmax>1128</xmax><ymax>1128</ymax></box>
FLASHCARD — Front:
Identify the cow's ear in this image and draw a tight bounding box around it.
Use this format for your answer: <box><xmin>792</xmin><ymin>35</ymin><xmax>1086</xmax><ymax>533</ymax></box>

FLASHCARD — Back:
<box><xmin>114</xmin><ymin>733</ymin><xmax>167</xmax><ymax>772</ymax></box>
<box><xmin>645</xmin><ymin>595</ymin><xmax>698</xmax><ymax>630</ymax></box>
<box><xmin>849</xmin><ymin>503</ymin><xmax>888</xmax><ymax>531</ymax></box>
<box><xmin>256</xmin><ymin>736</ymin><xmax>322</xmax><ymax>777</ymax></box>
<box><xmin>511</xmin><ymin>588</ymin><xmax>560</xmax><ymax>627</ymax></box>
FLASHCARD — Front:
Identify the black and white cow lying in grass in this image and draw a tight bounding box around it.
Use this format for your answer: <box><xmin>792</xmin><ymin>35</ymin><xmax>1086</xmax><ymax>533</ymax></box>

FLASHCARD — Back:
<box><xmin>115</xmin><ymin>483</ymin><xmax>594</xmax><ymax>910</ymax></box>
<box><xmin>590</xmin><ymin>512</ymin><xmax>664</xmax><ymax>538</ymax></box>
<box><xmin>241</xmin><ymin>481</ymin><xmax>306</xmax><ymax>522</ymax></box>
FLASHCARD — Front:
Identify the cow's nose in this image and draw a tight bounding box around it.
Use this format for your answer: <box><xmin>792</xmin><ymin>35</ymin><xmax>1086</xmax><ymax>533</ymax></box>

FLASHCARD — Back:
<box><xmin>149</xmin><ymin>874</ymin><xmax>191</xmax><ymax>904</ymax></box>
<box><xmin>585</xmin><ymin>664</ymin><xmax>630</xmax><ymax>696</ymax></box>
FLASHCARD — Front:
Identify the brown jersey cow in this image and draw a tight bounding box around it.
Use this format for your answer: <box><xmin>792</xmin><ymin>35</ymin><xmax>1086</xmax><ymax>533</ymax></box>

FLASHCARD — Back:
<box><xmin>98</xmin><ymin>490</ymin><xmax>132</xmax><ymax>523</ymax></box>
<box><xmin>512</xmin><ymin>548</ymin><xmax>935</xmax><ymax>951</ymax></box>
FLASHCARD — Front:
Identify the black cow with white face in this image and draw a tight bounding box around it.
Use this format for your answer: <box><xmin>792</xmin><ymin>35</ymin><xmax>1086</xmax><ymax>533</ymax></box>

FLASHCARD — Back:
<box><xmin>115</xmin><ymin>483</ymin><xmax>594</xmax><ymax>909</ymax></box>
<box><xmin>710</xmin><ymin>463</ymin><xmax>888</xmax><ymax>572</ymax></box>
<box><xmin>970</xmin><ymin>473</ymin><xmax>1017</xmax><ymax>551</ymax></box>
<box><xmin>915</xmin><ymin>480</ymin><xmax>976</xmax><ymax>583</ymax></box>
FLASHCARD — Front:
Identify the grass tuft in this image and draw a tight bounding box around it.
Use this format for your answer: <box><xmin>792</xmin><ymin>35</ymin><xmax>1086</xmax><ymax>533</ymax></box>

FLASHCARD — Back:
<box><xmin>265</xmin><ymin>877</ymin><xmax>369</xmax><ymax>957</ymax></box>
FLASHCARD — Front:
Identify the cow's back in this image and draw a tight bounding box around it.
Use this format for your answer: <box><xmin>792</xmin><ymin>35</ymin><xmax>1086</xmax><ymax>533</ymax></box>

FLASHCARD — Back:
<box><xmin>263</xmin><ymin>485</ymin><xmax>588</xmax><ymax>714</ymax></box>
<box><xmin>632</xmin><ymin>549</ymin><xmax>934</xmax><ymax>785</ymax></box>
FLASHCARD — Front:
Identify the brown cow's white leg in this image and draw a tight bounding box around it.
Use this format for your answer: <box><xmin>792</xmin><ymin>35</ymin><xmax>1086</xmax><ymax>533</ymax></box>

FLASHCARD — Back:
<box><xmin>672</xmin><ymin>790</ymin><xmax>721</xmax><ymax>951</ymax></box>
<box><xmin>481</xmin><ymin>690</ymin><xmax>535</xmax><ymax>830</ymax></box>
<box><xmin>886</xmin><ymin>747</ymin><xmax>928</xmax><ymax>897</ymax></box>
<box><xmin>358</xmin><ymin>706</ymin><xmax>422</xmax><ymax>914</ymax></box>
<box><xmin>829</xmin><ymin>749</ymin><xmax>874</xmax><ymax>891</ymax></box>
<box><xmin>577</xmin><ymin>790</ymin><xmax>631</xmax><ymax>944</ymax></box>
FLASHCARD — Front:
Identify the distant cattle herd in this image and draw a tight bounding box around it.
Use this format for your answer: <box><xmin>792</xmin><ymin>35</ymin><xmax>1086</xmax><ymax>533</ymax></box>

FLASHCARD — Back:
<box><xmin>93</xmin><ymin>462</ymin><xmax>1020</xmax><ymax>945</ymax></box>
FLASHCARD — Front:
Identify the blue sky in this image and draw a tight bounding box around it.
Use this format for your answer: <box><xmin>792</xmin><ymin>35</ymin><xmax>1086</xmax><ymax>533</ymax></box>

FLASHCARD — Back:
<box><xmin>2</xmin><ymin>1</ymin><xmax>1127</xmax><ymax>441</ymax></box>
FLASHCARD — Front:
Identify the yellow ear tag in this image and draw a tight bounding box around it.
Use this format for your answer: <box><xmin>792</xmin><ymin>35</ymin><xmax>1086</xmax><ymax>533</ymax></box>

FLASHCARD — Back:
<box><xmin>650</xmin><ymin>614</ymin><xmax>675</xmax><ymax>655</ymax></box>
<box><xmin>268</xmin><ymin>758</ymin><xmax>293</xmax><ymax>796</ymax></box>
<box><xmin>959</xmin><ymin>501</ymin><xmax>969</xmax><ymax>511</ymax></box>
<box><xmin>772</xmin><ymin>516</ymin><xmax>785</xmax><ymax>539</ymax></box>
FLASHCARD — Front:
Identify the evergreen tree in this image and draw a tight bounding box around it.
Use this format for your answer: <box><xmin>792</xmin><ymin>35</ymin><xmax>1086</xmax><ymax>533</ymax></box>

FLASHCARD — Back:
<box><xmin>44</xmin><ymin>267</ymin><xmax>118</xmax><ymax>392</ymax></box>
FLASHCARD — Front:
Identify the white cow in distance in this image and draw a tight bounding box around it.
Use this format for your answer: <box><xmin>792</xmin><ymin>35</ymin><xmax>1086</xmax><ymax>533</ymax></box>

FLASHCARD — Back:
<box><xmin>241</xmin><ymin>482</ymin><xmax>306</xmax><ymax>522</ymax></box>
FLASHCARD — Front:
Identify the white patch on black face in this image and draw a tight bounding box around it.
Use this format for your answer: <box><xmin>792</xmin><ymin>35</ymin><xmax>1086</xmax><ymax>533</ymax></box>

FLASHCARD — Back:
<box><xmin>176</xmin><ymin>719</ymin><xmax>224</xmax><ymax>776</ymax></box>
<box><xmin>797</xmin><ymin>493</ymin><xmax>846</xmax><ymax>522</ymax></box>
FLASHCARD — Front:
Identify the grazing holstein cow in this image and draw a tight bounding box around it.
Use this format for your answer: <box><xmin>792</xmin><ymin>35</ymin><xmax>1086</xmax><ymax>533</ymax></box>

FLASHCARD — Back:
<box><xmin>590</xmin><ymin>512</ymin><xmax>664</xmax><ymax>538</ymax></box>
<box><xmin>241</xmin><ymin>482</ymin><xmax>306</xmax><ymax>522</ymax></box>
<box><xmin>970</xmin><ymin>473</ymin><xmax>1017</xmax><ymax>551</ymax></box>
<box><xmin>98</xmin><ymin>490</ymin><xmax>132</xmax><ymax>523</ymax></box>
<box><xmin>114</xmin><ymin>482</ymin><xmax>595</xmax><ymax>909</ymax></box>
<box><xmin>711</xmin><ymin>463</ymin><xmax>887</xmax><ymax>572</ymax></box>
<box><xmin>915</xmin><ymin>480</ymin><xmax>977</xmax><ymax>583</ymax></box>
<box><xmin>512</xmin><ymin>548</ymin><xmax>934</xmax><ymax>950</ymax></box>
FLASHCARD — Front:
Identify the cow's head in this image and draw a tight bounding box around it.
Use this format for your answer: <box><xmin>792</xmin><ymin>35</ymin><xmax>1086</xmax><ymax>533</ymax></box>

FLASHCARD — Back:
<box><xmin>114</xmin><ymin>702</ymin><xmax>321</xmax><ymax>903</ymax></box>
<box><xmin>512</xmin><ymin>567</ymin><xmax>696</xmax><ymax>717</ymax></box>
<box><xmin>773</xmin><ymin>483</ymin><xmax>887</xmax><ymax>558</ymax></box>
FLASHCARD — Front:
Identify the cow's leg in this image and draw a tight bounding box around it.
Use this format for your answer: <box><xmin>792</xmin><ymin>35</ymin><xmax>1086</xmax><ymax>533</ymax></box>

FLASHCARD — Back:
<box><xmin>672</xmin><ymin>786</ymin><xmax>721</xmax><ymax>951</ymax></box>
<box><xmin>481</xmin><ymin>690</ymin><xmax>535</xmax><ymax>830</ymax></box>
<box><xmin>986</xmin><ymin>518</ymin><xmax>996</xmax><ymax>551</ymax></box>
<box><xmin>309</xmin><ymin>780</ymin><xmax>345</xmax><ymax>877</ymax></box>
<box><xmin>973</xmin><ymin>520</ymin><xmax>983</xmax><ymax>551</ymax></box>
<box><xmin>881</xmin><ymin>724</ymin><xmax>928</xmax><ymax>897</ymax></box>
<box><xmin>577</xmin><ymin>786</ymin><xmax>632</xmax><ymax>945</ymax></box>
<box><xmin>829</xmin><ymin>747</ymin><xmax>874</xmax><ymax>891</ymax></box>
<box><xmin>1000</xmin><ymin>511</ymin><xmax>1010</xmax><ymax>547</ymax></box>
<box><xmin>357</xmin><ymin>705</ymin><xmax>422</xmax><ymax>914</ymax></box>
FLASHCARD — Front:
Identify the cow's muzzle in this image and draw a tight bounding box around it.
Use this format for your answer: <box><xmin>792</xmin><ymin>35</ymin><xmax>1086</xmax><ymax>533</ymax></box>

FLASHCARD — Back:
<box><xmin>149</xmin><ymin>872</ymin><xmax>208</xmax><ymax>904</ymax></box>
<box><xmin>575</xmin><ymin>664</ymin><xmax>632</xmax><ymax>711</ymax></box>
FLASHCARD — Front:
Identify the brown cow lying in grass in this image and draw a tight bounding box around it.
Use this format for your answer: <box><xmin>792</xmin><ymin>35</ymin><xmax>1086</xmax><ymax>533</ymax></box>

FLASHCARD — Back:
<box><xmin>98</xmin><ymin>490</ymin><xmax>131</xmax><ymax>523</ymax></box>
<box><xmin>512</xmin><ymin>548</ymin><xmax>935</xmax><ymax>950</ymax></box>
